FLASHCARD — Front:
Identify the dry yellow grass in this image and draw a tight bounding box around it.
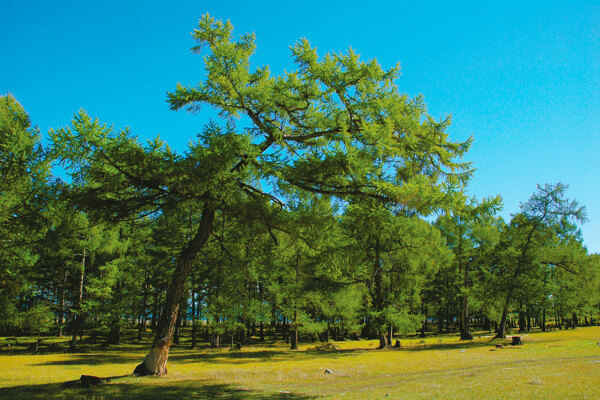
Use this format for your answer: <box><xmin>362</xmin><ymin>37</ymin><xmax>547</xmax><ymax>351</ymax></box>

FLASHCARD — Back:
<box><xmin>1</xmin><ymin>327</ymin><xmax>599</xmax><ymax>399</ymax></box>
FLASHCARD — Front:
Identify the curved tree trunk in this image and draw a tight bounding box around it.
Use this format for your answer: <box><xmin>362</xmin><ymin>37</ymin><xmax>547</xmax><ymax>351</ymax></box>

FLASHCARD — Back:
<box><xmin>134</xmin><ymin>205</ymin><xmax>214</xmax><ymax>376</ymax></box>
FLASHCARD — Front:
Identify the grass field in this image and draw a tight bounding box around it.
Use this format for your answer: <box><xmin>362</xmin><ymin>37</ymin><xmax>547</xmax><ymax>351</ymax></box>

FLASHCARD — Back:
<box><xmin>1</xmin><ymin>327</ymin><xmax>599</xmax><ymax>399</ymax></box>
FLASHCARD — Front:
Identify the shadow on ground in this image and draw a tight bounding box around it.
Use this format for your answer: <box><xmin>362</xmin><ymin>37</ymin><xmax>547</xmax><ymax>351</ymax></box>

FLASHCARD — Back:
<box><xmin>0</xmin><ymin>378</ymin><xmax>316</xmax><ymax>400</ymax></box>
<box><xmin>399</xmin><ymin>337</ymin><xmax>507</xmax><ymax>352</ymax></box>
<box><xmin>33</xmin><ymin>353</ymin><xmax>143</xmax><ymax>367</ymax></box>
<box><xmin>167</xmin><ymin>338</ymin><xmax>506</xmax><ymax>365</ymax></box>
<box><xmin>168</xmin><ymin>347</ymin><xmax>365</xmax><ymax>365</ymax></box>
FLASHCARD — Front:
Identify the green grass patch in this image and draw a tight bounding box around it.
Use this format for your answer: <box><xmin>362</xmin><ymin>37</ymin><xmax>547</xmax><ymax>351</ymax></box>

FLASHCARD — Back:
<box><xmin>1</xmin><ymin>327</ymin><xmax>599</xmax><ymax>399</ymax></box>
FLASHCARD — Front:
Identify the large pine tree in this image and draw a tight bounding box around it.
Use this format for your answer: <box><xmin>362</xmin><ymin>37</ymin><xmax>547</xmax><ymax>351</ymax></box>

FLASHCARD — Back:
<box><xmin>51</xmin><ymin>15</ymin><xmax>472</xmax><ymax>375</ymax></box>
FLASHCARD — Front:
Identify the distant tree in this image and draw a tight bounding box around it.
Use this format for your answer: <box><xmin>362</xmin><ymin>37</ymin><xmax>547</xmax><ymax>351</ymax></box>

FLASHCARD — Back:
<box><xmin>343</xmin><ymin>201</ymin><xmax>451</xmax><ymax>348</ymax></box>
<box><xmin>493</xmin><ymin>183</ymin><xmax>586</xmax><ymax>338</ymax></box>
<box><xmin>435</xmin><ymin>195</ymin><xmax>502</xmax><ymax>340</ymax></box>
<box><xmin>542</xmin><ymin>240</ymin><xmax>598</xmax><ymax>328</ymax></box>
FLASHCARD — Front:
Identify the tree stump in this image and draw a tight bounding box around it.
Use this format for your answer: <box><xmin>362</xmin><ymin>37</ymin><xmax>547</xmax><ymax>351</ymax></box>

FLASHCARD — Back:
<box><xmin>511</xmin><ymin>336</ymin><xmax>523</xmax><ymax>346</ymax></box>
<box><xmin>393</xmin><ymin>340</ymin><xmax>401</xmax><ymax>348</ymax></box>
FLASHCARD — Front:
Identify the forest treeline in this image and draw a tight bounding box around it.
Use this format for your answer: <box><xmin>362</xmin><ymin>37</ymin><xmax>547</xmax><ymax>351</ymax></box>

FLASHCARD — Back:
<box><xmin>1</xmin><ymin>15</ymin><xmax>598</xmax><ymax>375</ymax></box>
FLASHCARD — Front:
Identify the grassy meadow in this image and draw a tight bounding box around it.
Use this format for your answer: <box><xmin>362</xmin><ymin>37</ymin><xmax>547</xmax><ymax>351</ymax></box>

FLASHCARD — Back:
<box><xmin>0</xmin><ymin>327</ymin><xmax>599</xmax><ymax>399</ymax></box>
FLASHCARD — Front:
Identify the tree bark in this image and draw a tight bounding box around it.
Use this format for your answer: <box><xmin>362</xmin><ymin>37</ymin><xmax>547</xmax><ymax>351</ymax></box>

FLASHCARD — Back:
<box><xmin>109</xmin><ymin>317</ymin><xmax>121</xmax><ymax>345</ymax></box>
<box><xmin>134</xmin><ymin>205</ymin><xmax>214</xmax><ymax>376</ymax></box>
<box><xmin>174</xmin><ymin>291</ymin><xmax>188</xmax><ymax>345</ymax></box>
<box><xmin>378</xmin><ymin>331</ymin><xmax>387</xmax><ymax>349</ymax></box>
<box><xmin>290</xmin><ymin>309</ymin><xmax>299</xmax><ymax>350</ymax></box>
<box><xmin>494</xmin><ymin>287</ymin><xmax>512</xmax><ymax>339</ymax></box>
<box><xmin>541</xmin><ymin>308</ymin><xmax>546</xmax><ymax>332</ymax></box>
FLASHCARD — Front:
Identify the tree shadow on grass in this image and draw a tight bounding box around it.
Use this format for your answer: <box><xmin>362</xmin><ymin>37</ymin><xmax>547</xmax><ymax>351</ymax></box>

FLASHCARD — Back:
<box><xmin>0</xmin><ymin>378</ymin><xmax>317</xmax><ymax>400</ymax></box>
<box><xmin>168</xmin><ymin>339</ymin><xmax>507</xmax><ymax>365</ymax></box>
<box><xmin>168</xmin><ymin>348</ymin><xmax>363</xmax><ymax>365</ymax></box>
<box><xmin>0</xmin><ymin>343</ymin><xmax>148</xmax><ymax>357</ymax></box>
<box><xmin>33</xmin><ymin>353</ymin><xmax>143</xmax><ymax>366</ymax></box>
<box><xmin>398</xmin><ymin>337</ymin><xmax>506</xmax><ymax>352</ymax></box>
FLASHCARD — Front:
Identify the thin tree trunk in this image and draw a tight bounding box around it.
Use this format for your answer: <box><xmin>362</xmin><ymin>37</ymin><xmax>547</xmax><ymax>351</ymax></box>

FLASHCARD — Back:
<box><xmin>459</xmin><ymin>224</ymin><xmax>473</xmax><ymax>341</ymax></box>
<box><xmin>190</xmin><ymin>290</ymin><xmax>197</xmax><ymax>348</ymax></box>
<box><xmin>138</xmin><ymin>269</ymin><xmax>149</xmax><ymax>340</ymax></box>
<box><xmin>134</xmin><ymin>205</ymin><xmax>214</xmax><ymax>376</ymax></box>
<box><xmin>373</xmin><ymin>237</ymin><xmax>387</xmax><ymax>350</ymax></box>
<box><xmin>109</xmin><ymin>317</ymin><xmax>121</xmax><ymax>345</ymax></box>
<box><xmin>541</xmin><ymin>308</ymin><xmax>546</xmax><ymax>332</ymax></box>
<box><xmin>69</xmin><ymin>248</ymin><xmax>86</xmax><ymax>352</ymax></box>
<box><xmin>378</xmin><ymin>331</ymin><xmax>388</xmax><ymax>349</ymax></box>
<box><xmin>494</xmin><ymin>287</ymin><xmax>512</xmax><ymax>339</ymax></box>
<box><xmin>290</xmin><ymin>254</ymin><xmax>299</xmax><ymax>350</ymax></box>
<box><xmin>518</xmin><ymin>304</ymin><xmax>526</xmax><ymax>333</ymax></box>
<box><xmin>58</xmin><ymin>267</ymin><xmax>67</xmax><ymax>337</ymax></box>
<box><xmin>258</xmin><ymin>282</ymin><xmax>265</xmax><ymax>342</ymax></box>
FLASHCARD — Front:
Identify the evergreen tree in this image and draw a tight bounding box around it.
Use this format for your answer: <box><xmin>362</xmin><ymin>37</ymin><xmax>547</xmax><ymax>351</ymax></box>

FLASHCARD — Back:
<box><xmin>493</xmin><ymin>183</ymin><xmax>586</xmax><ymax>338</ymax></box>
<box><xmin>435</xmin><ymin>196</ymin><xmax>502</xmax><ymax>340</ymax></box>
<box><xmin>51</xmin><ymin>15</ymin><xmax>471</xmax><ymax>375</ymax></box>
<box><xmin>0</xmin><ymin>95</ymin><xmax>51</xmax><ymax>331</ymax></box>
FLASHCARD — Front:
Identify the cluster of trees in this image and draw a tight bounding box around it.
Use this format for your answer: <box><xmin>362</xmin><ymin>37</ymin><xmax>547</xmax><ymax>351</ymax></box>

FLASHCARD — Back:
<box><xmin>1</xmin><ymin>15</ymin><xmax>598</xmax><ymax>376</ymax></box>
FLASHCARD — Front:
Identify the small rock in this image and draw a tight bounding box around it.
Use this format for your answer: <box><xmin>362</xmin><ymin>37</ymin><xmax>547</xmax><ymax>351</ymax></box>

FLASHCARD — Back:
<box><xmin>459</xmin><ymin>350</ymin><xmax>466</xmax><ymax>353</ymax></box>
<box><xmin>324</xmin><ymin>368</ymin><xmax>334</xmax><ymax>374</ymax></box>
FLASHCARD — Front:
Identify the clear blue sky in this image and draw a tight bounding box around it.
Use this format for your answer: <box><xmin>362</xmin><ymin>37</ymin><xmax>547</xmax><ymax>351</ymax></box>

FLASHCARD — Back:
<box><xmin>2</xmin><ymin>1</ymin><xmax>599</xmax><ymax>252</ymax></box>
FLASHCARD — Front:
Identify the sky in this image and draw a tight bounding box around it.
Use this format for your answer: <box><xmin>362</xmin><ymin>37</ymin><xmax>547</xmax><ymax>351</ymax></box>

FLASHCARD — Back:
<box><xmin>1</xmin><ymin>1</ymin><xmax>599</xmax><ymax>252</ymax></box>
